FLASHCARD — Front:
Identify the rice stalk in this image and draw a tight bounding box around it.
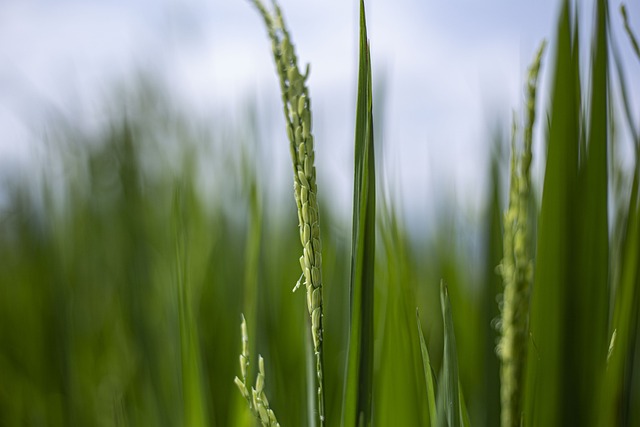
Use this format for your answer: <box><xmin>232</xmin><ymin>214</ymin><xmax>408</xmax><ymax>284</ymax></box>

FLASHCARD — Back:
<box><xmin>234</xmin><ymin>315</ymin><xmax>281</xmax><ymax>427</ymax></box>
<box><xmin>498</xmin><ymin>41</ymin><xmax>545</xmax><ymax>427</ymax></box>
<box><xmin>248</xmin><ymin>1</ymin><xmax>326</xmax><ymax>424</ymax></box>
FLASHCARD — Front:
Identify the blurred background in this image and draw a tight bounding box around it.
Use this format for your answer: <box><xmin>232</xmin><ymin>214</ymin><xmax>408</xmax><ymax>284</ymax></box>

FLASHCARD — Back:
<box><xmin>3</xmin><ymin>0</ymin><xmax>639</xmax><ymax>216</ymax></box>
<box><xmin>1</xmin><ymin>0</ymin><xmax>639</xmax><ymax>426</ymax></box>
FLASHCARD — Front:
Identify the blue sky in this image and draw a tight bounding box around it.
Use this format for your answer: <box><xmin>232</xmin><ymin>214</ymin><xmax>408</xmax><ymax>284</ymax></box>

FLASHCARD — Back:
<box><xmin>1</xmin><ymin>0</ymin><xmax>639</xmax><ymax>219</ymax></box>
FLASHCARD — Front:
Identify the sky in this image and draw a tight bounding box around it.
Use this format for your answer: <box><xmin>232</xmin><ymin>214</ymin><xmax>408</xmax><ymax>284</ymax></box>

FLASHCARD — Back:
<box><xmin>1</xmin><ymin>0</ymin><xmax>639</xmax><ymax>221</ymax></box>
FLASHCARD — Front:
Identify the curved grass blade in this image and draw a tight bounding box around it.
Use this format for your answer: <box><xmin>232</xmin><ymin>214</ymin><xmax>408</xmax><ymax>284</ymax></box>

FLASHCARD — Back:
<box><xmin>621</xmin><ymin>4</ymin><xmax>640</xmax><ymax>61</ymax></box>
<box><xmin>416</xmin><ymin>309</ymin><xmax>437</xmax><ymax>426</ymax></box>
<box><xmin>611</xmin><ymin>7</ymin><xmax>640</xmax><ymax>145</ymax></box>
<box><xmin>342</xmin><ymin>1</ymin><xmax>375</xmax><ymax>426</ymax></box>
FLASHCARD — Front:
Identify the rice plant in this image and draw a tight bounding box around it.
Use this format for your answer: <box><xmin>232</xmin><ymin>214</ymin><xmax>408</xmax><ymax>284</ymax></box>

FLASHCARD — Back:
<box><xmin>0</xmin><ymin>1</ymin><xmax>638</xmax><ymax>426</ymax></box>
<box><xmin>234</xmin><ymin>315</ymin><xmax>280</xmax><ymax>427</ymax></box>
<box><xmin>247</xmin><ymin>1</ymin><xmax>327</xmax><ymax>424</ymax></box>
<box><xmin>497</xmin><ymin>41</ymin><xmax>545</xmax><ymax>427</ymax></box>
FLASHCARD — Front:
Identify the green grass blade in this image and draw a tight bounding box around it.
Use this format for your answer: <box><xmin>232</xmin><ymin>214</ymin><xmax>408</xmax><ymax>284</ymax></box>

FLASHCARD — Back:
<box><xmin>242</xmin><ymin>148</ymin><xmax>262</xmax><ymax>366</ymax></box>
<box><xmin>524</xmin><ymin>1</ymin><xmax>579</xmax><ymax>425</ymax></box>
<box><xmin>417</xmin><ymin>309</ymin><xmax>438</xmax><ymax>426</ymax></box>
<box><xmin>611</xmin><ymin>26</ymin><xmax>640</xmax><ymax>144</ymax></box>
<box><xmin>481</xmin><ymin>149</ymin><xmax>503</xmax><ymax>427</ymax></box>
<box><xmin>621</xmin><ymin>4</ymin><xmax>640</xmax><ymax>61</ymax></box>
<box><xmin>173</xmin><ymin>184</ymin><xmax>209</xmax><ymax>427</ymax></box>
<box><xmin>440</xmin><ymin>281</ymin><xmax>461</xmax><ymax>427</ymax></box>
<box><xmin>458</xmin><ymin>384</ymin><xmax>470</xmax><ymax>427</ymax></box>
<box><xmin>572</xmin><ymin>4</ymin><xmax>587</xmax><ymax>162</ymax></box>
<box><xmin>599</xmin><ymin>141</ymin><xmax>640</xmax><ymax>425</ymax></box>
<box><xmin>342</xmin><ymin>1</ymin><xmax>375</xmax><ymax>426</ymax></box>
<box><xmin>376</xmin><ymin>197</ymin><xmax>427</xmax><ymax>426</ymax></box>
<box><xmin>233</xmin><ymin>136</ymin><xmax>264</xmax><ymax>425</ymax></box>
<box><xmin>574</xmin><ymin>0</ymin><xmax>610</xmax><ymax>424</ymax></box>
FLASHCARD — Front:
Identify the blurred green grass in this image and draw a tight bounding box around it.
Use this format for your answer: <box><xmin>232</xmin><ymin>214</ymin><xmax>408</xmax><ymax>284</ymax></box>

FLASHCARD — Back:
<box><xmin>1</xmin><ymin>1</ymin><xmax>640</xmax><ymax>426</ymax></box>
<box><xmin>0</xmin><ymin>80</ymin><xmax>500</xmax><ymax>426</ymax></box>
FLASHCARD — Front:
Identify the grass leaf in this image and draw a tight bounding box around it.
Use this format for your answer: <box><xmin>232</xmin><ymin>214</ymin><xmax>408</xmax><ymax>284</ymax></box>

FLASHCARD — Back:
<box><xmin>572</xmin><ymin>0</ymin><xmax>610</xmax><ymax>424</ymax></box>
<box><xmin>342</xmin><ymin>1</ymin><xmax>375</xmax><ymax>426</ymax></box>
<box><xmin>173</xmin><ymin>184</ymin><xmax>209</xmax><ymax>427</ymax></box>
<box><xmin>599</xmin><ymin>117</ymin><xmax>640</xmax><ymax>425</ymax></box>
<box><xmin>524</xmin><ymin>2</ymin><xmax>579</xmax><ymax>424</ymax></box>
<box><xmin>417</xmin><ymin>309</ymin><xmax>438</xmax><ymax>426</ymax></box>
<box><xmin>458</xmin><ymin>384</ymin><xmax>471</xmax><ymax>427</ymax></box>
<box><xmin>440</xmin><ymin>281</ymin><xmax>461</xmax><ymax>427</ymax></box>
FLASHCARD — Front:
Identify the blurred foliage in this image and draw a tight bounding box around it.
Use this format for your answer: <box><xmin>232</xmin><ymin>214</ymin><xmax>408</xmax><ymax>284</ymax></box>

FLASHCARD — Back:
<box><xmin>1</xmin><ymin>1</ymin><xmax>639</xmax><ymax>426</ymax></box>
<box><xmin>0</xmin><ymin>78</ymin><xmax>501</xmax><ymax>427</ymax></box>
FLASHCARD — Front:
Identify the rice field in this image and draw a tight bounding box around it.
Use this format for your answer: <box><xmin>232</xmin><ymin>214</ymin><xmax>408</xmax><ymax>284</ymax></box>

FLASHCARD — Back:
<box><xmin>0</xmin><ymin>0</ymin><xmax>639</xmax><ymax>426</ymax></box>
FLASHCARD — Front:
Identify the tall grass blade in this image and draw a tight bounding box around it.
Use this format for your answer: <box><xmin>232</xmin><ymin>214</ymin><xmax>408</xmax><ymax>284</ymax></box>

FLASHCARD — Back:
<box><xmin>417</xmin><ymin>309</ymin><xmax>437</xmax><ymax>426</ymax></box>
<box><xmin>572</xmin><ymin>4</ymin><xmax>586</xmax><ymax>161</ymax></box>
<box><xmin>459</xmin><ymin>384</ymin><xmax>470</xmax><ymax>427</ymax></box>
<box><xmin>233</xmin><ymin>142</ymin><xmax>263</xmax><ymax>427</ymax></box>
<box><xmin>598</xmin><ymin>8</ymin><xmax>640</xmax><ymax>425</ymax></box>
<box><xmin>342</xmin><ymin>1</ymin><xmax>375</xmax><ymax>426</ymax></box>
<box><xmin>481</xmin><ymin>149</ymin><xmax>503</xmax><ymax>427</ymax></box>
<box><xmin>600</xmin><ymin>9</ymin><xmax>640</xmax><ymax>413</ymax></box>
<box><xmin>600</xmin><ymin>166</ymin><xmax>639</xmax><ymax>424</ymax></box>
<box><xmin>173</xmin><ymin>184</ymin><xmax>209</xmax><ymax>427</ymax></box>
<box><xmin>440</xmin><ymin>281</ymin><xmax>461</xmax><ymax>427</ymax></box>
<box><xmin>573</xmin><ymin>1</ymin><xmax>610</xmax><ymax>425</ymax></box>
<box><xmin>242</xmin><ymin>142</ymin><xmax>263</xmax><ymax>363</ymax></box>
<box><xmin>524</xmin><ymin>1</ymin><xmax>579</xmax><ymax>425</ymax></box>
<box><xmin>376</xmin><ymin>194</ymin><xmax>425</xmax><ymax>425</ymax></box>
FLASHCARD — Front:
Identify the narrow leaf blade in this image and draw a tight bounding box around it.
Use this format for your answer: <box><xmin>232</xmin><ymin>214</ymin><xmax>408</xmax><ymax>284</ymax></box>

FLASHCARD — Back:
<box><xmin>417</xmin><ymin>309</ymin><xmax>438</xmax><ymax>426</ymax></box>
<box><xmin>342</xmin><ymin>1</ymin><xmax>376</xmax><ymax>426</ymax></box>
<box><xmin>441</xmin><ymin>281</ymin><xmax>461</xmax><ymax>427</ymax></box>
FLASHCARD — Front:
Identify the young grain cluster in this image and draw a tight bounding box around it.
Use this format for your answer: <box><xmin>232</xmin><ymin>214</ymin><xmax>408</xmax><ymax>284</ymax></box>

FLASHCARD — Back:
<box><xmin>238</xmin><ymin>1</ymin><xmax>326</xmax><ymax>425</ymax></box>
